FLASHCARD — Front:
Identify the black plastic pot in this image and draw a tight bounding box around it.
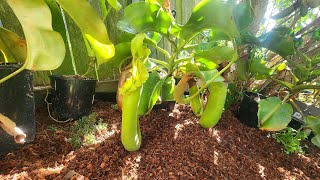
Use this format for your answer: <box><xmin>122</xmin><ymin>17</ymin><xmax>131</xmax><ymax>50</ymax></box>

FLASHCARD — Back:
<box><xmin>0</xmin><ymin>63</ymin><xmax>35</xmax><ymax>155</ymax></box>
<box><xmin>154</xmin><ymin>101</ymin><xmax>176</xmax><ymax>111</ymax></box>
<box><xmin>49</xmin><ymin>75</ymin><xmax>97</xmax><ymax>120</ymax></box>
<box><xmin>237</xmin><ymin>92</ymin><xmax>266</xmax><ymax>128</ymax></box>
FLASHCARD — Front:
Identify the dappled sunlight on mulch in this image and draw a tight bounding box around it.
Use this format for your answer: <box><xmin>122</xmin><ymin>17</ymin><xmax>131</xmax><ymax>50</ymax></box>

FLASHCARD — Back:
<box><xmin>0</xmin><ymin>100</ymin><xmax>319</xmax><ymax>179</ymax></box>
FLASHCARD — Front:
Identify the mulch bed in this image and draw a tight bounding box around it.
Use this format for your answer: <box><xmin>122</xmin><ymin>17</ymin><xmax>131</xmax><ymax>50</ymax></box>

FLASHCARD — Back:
<box><xmin>0</xmin><ymin>100</ymin><xmax>319</xmax><ymax>179</ymax></box>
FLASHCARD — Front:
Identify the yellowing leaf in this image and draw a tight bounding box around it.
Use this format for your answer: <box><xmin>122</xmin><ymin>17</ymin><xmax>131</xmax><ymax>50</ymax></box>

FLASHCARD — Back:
<box><xmin>55</xmin><ymin>0</ymin><xmax>115</xmax><ymax>66</ymax></box>
<box><xmin>7</xmin><ymin>0</ymin><xmax>66</xmax><ymax>70</ymax></box>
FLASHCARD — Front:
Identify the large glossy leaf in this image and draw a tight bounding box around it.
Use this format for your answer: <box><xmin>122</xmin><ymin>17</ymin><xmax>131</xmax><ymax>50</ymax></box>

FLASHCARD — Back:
<box><xmin>248</xmin><ymin>58</ymin><xmax>273</xmax><ymax>80</ymax></box>
<box><xmin>194</xmin><ymin>46</ymin><xmax>237</xmax><ymax>64</ymax></box>
<box><xmin>138</xmin><ymin>71</ymin><xmax>164</xmax><ymax>115</ymax></box>
<box><xmin>7</xmin><ymin>0</ymin><xmax>65</xmax><ymax>70</ymax></box>
<box><xmin>305</xmin><ymin>116</ymin><xmax>320</xmax><ymax>134</ymax></box>
<box><xmin>55</xmin><ymin>0</ymin><xmax>115</xmax><ymax>66</ymax></box>
<box><xmin>311</xmin><ymin>135</ymin><xmax>320</xmax><ymax>148</ymax></box>
<box><xmin>0</xmin><ymin>28</ymin><xmax>26</xmax><ymax>63</ymax></box>
<box><xmin>258</xmin><ymin>97</ymin><xmax>293</xmax><ymax>131</ymax></box>
<box><xmin>260</xmin><ymin>27</ymin><xmax>295</xmax><ymax>57</ymax></box>
<box><xmin>179</xmin><ymin>0</ymin><xmax>239</xmax><ymax>40</ymax></box>
<box><xmin>117</xmin><ymin>2</ymin><xmax>176</xmax><ymax>35</ymax></box>
<box><xmin>44</xmin><ymin>0</ymin><xmax>66</xmax><ymax>39</ymax></box>
<box><xmin>107</xmin><ymin>42</ymin><xmax>132</xmax><ymax>67</ymax></box>
<box><xmin>233</xmin><ymin>1</ymin><xmax>253</xmax><ymax>33</ymax></box>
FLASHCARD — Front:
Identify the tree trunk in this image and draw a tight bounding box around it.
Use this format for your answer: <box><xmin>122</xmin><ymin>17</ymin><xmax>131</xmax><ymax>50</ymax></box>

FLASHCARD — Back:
<box><xmin>248</xmin><ymin>0</ymin><xmax>269</xmax><ymax>35</ymax></box>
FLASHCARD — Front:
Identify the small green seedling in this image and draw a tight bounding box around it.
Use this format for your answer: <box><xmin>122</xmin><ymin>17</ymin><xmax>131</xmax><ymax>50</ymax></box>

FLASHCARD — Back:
<box><xmin>272</xmin><ymin>127</ymin><xmax>308</xmax><ymax>154</ymax></box>
<box><xmin>68</xmin><ymin>113</ymin><xmax>108</xmax><ymax>148</ymax></box>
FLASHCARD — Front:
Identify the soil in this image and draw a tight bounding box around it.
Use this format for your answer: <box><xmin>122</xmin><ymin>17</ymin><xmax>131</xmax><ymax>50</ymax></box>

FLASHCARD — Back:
<box><xmin>0</xmin><ymin>100</ymin><xmax>319</xmax><ymax>179</ymax></box>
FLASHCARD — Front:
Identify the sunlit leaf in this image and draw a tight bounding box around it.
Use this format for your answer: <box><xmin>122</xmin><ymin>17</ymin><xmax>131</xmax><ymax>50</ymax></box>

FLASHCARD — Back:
<box><xmin>0</xmin><ymin>28</ymin><xmax>26</xmax><ymax>63</ymax></box>
<box><xmin>106</xmin><ymin>0</ymin><xmax>122</xmax><ymax>11</ymax></box>
<box><xmin>194</xmin><ymin>46</ymin><xmax>237</xmax><ymax>64</ymax></box>
<box><xmin>258</xmin><ymin>97</ymin><xmax>293</xmax><ymax>131</ymax></box>
<box><xmin>179</xmin><ymin>0</ymin><xmax>239</xmax><ymax>40</ymax></box>
<box><xmin>259</xmin><ymin>27</ymin><xmax>295</xmax><ymax>57</ymax></box>
<box><xmin>120</xmin><ymin>34</ymin><xmax>150</xmax><ymax>95</ymax></box>
<box><xmin>249</xmin><ymin>58</ymin><xmax>273</xmax><ymax>80</ymax></box>
<box><xmin>55</xmin><ymin>0</ymin><xmax>115</xmax><ymax>66</ymax></box>
<box><xmin>107</xmin><ymin>42</ymin><xmax>132</xmax><ymax>67</ymax></box>
<box><xmin>305</xmin><ymin>116</ymin><xmax>320</xmax><ymax>134</ymax></box>
<box><xmin>117</xmin><ymin>2</ymin><xmax>176</xmax><ymax>35</ymax></box>
<box><xmin>311</xmin><ymin>135</ymin><xmax>320</xmax><ymax>148</ymax></box>
<box><xmin>7</xmin><ymin>0</ymin><xmax>65</xmax><ymax>70</ymax></box>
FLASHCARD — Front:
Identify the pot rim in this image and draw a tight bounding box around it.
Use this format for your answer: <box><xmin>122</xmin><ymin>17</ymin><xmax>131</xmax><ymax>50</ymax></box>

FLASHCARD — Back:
<box><xmin>49</xmin><ymin>75</ymin><xmax>97</xmax><ymax>82</ymax></box>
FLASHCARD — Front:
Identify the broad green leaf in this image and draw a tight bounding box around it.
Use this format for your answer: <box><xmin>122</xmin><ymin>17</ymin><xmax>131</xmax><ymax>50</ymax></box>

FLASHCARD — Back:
<box><xmin>288</xmin><ymin>60</ymin><xmax>310</xmax><ymax>81</ymax></box>
<box><xmin>117</xmin><ymin>2</ymin><xmax>175</xmax><ymax>35</ymax></box>
<box><xmin>146</xmin><ymin>32</ymin><xmax>162</xmax><ymax>44</ymax></box>
<box><xmin>233</xmin><ymin>1</ymin><xmax>253</xmax><ymax>32</ymax></box>
<box><xmin>305</xmin><ymin>116</ymin><xmax>320</xmax><ymax>134</ymax></box>
<box><xmin>7</xmin><ymin>0</ymin><xmax>65</xmax><ymax>70</ymax></box>
<box><xmin>312</xmin><ymin>28</ymin><xmax>320</xmax><ymax>41</ymax></box>
<box><xmin>209</xmin><ymin>29</ymin><xmax>232</xmax><ymax>41</ymax></box>
<box><xmin>161</xmin><ymin>76</ymin><xmax>175</xmax><ymax>101</ymax></box>
<box><xmin>258</xmin><ymin>97</ymin><xmax>293</xmax><ymax>131</ymax></box>
<box><xmin>0</xmin><ymin>28</ymin><xmax>26</xmax><ymax>63</ymax></box>
<box><xmin>107</xmin><ymin>42</ymin><xmax>132</xmax><ymax>67</ymax></box>
<box><xmin>249</xmin><ymin>58</ymin><xmax>273</xmax><ymax>80</ymax></box>
<box><xmin>44</xmin><ymin>0</ymin><xmax>66</xmax><ymax>40</ymax></box>
<box><xmin>118</xmin><ymin>32</ymin><xmax>136</xmax><ymax>43</ymax></box>
<box><xmin>138</xmin><ymin>71</ymin><xmax>164</xmax><ymax>115</ymax></box>
<box><xmin>194</xmin><ymin>46</ymin><xmax>237</xmax><ymax>64</ymax></box>
<box><xmin>196</xmin><ymin>59</ymin><xmax>217</xmax><ymax>71</ymax></box>
<box><xmin>260</xmin><ymin>27</ymin><xmax>295</xmax><ymax>57</ymax></box>
<box><xmin>179</xmin><ymin>0</ymin><xmax>239</xmax><ymax>40</ymax></box>
<box><xmin>311</xmin><ymin>135</ymin><xmax>320</xmax><ymax>148</ymax></box>
<box><xmin>200</xmin><ymin>69</ymin><xmax>225</xmax><ymax>83</ymax></box>
<box><xmin>55</xmin><ymin>0</ymin><xmax>115</xmax><ymax>66</ymax></box>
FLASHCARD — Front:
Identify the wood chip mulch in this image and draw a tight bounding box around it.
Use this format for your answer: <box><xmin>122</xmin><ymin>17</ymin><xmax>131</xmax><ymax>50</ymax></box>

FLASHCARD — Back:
<box><xmin>0</xmin><ymin>100</ymin><xmax>319</xmax><ymax>179</ymax></box>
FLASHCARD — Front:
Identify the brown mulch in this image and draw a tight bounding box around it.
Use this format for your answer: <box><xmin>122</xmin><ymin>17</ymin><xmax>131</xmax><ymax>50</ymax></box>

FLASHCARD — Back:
<box><xmin>0</xmin><ymin>100</ymin><xmax>319</xmax><ymax>179</ymax></box>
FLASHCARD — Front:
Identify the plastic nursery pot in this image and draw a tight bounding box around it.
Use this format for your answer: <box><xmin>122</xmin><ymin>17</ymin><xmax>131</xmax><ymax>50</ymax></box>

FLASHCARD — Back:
<box><xmin>49</xmin><ymin>75</ymin><xmax>97</xmax><ymax>120</ymax></box>
<box><xmin>236</xmin><ymin>92</ymin><xmax>266</xmax><ymax>128</ymax></box>
<box><xmin>0</xmin><ymin>63</ymin><xmax>35</xmax><ymax>155</ymax></box>
<box><xmin>154</xmin><ymin>101</ymin><xmax>176</xmax><ymax>111</ymax></box>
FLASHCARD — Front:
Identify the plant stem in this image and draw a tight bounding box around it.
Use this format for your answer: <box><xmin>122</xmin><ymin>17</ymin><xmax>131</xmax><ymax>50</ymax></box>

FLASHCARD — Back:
<box><xmin>147</xmin><ymin>42</ymin><xmax>171</xmax><ymax>59</ymax></box>
<box><xmin>60</xmin><ymin>5</ymin><xmax>77</xmax><ymax>75</ymax></box>
<box><xmin>0</xmin><ymin>63</ymin><xmax>27</xmax><ymax>84</ymax></box>
<box><xmin>149</xmin><ymin>58</ymin><xmax>171</xmax><ymax>70</ymax></box>
<box><xmin>184</xmin><ymin>58</ymin><xmax>237</xmax><ymax>102</ymax></box>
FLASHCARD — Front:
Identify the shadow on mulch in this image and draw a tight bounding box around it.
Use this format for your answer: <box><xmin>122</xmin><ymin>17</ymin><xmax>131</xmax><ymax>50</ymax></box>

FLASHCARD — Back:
<box><xmin>0</xmin><ymin>100</ymin><xmax>319</xmax><ymax>179</ymax></box>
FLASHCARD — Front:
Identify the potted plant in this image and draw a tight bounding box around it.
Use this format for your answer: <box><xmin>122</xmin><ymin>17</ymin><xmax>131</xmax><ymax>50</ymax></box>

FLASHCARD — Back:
<box><xmin>46</xmin><ymin>0</ymin><xmax>119</xmax><ymax>120</ymax></box>
<box><xmin>113</xmin><ymin>0</ymin><xmax>260</xmax><ymax>151</ymax></box>
<box><xmin>0</xmin><ymin>0</ymin><xmax>66</xmax><ymax>154</ymax></box>
<box><xmin>232</xmin><ymin>9</ymin><xmax>320</xmax><ymax>148</ymax></box>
